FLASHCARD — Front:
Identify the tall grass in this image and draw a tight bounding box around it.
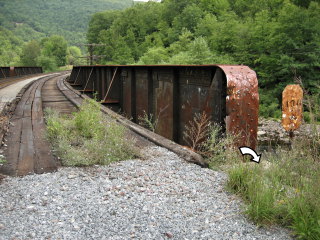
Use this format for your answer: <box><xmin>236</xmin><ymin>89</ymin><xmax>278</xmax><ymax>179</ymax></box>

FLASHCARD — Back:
<box><xmin>45</xmin><ymin>99</ymin><xmax>138</xmax><ymax>166</ymax></box>
<box><xmin>227</xmin><ymin>135</ymin><xmax>320</xmax><ymax>239</ymax></box>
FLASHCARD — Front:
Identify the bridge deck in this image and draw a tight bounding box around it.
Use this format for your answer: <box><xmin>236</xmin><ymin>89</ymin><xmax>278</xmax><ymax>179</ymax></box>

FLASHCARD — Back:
<box><xmin>0</xmin><ymin>74</ymin><xmax>77</xmax><ymax>176</ymax></box>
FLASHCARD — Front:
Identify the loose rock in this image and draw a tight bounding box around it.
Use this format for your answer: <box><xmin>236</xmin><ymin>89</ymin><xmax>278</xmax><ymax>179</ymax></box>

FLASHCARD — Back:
<box><xmin>0</xmin><ymin>146</ymin><xmax>292</xmax><ymax>239</ymax></box>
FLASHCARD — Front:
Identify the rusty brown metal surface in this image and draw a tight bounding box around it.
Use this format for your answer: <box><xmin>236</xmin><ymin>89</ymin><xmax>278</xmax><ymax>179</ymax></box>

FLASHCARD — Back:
<box><xmin>178</xmin><ymin>67</ymin><xmax>225</xmax><ymax>145</ymax></box>
<box><xmin>13</xmin><ymin>67</ymin><xmax>42</xmax><ymax>76</ymax></box>
<box><xmin>0</xmin><ymin>67</ymin><xmax>10</xmax><ymax>78</ymax></box>
<box><xmin>219</xmin><ymin>65</ymin><xmax>259</xmax><ymax>149</ymax></box>
<box><xmin>135</xmin><ymin>68</ymin><xmax>150</xmax><ymax>121</ymax></box>
<box><xmin>70</xmin><ymin>65</ymin><xmax>259</xmax><ymax>149</ymax></box>
<box><xmin>0</xmin><ymin>67</ymin><xmax>42</xmax><ymax>79</ymax></box>
<box><xmin>121</xmin><ymin>68</ymin><xmax>134</xmax><ymax>118</ymax></box>
<box><xmin>282</xmin><ymin>84</ymin><xmax>303</xmax><ymax>132</ymax></box>
<box><xmin>154</xmin><ymin>68</ymin><xmax>174</xmax><ymax>140</ymax></box>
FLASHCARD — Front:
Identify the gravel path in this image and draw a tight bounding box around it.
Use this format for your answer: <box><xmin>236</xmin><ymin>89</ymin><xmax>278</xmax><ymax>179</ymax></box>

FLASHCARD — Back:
<box><xmin>0</xmin><ymin>146</ymin><xmax>292</xmax><ymax>240</ymax></box>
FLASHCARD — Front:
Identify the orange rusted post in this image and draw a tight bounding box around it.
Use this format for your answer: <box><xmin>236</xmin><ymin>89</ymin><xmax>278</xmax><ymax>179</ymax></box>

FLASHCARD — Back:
<box><xmin>282</xmin><ymin>85</ymin><xmax>303</xmax><ymax>139</ymax></box>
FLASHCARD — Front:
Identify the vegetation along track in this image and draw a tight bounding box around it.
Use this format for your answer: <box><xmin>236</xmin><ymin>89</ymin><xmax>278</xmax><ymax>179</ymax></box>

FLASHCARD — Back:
<box><xmin>0</xmin><ymin>73</ymin><xmax>81</xmax><ymax>176</ymax></box>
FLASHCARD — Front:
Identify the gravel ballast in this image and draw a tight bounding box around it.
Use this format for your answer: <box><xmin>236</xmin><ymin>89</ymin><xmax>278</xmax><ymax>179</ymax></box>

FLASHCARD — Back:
<box><xmin>0</xmin><ymin>146</ymin><xmax>291</xmax><ymax>239</ymax></box>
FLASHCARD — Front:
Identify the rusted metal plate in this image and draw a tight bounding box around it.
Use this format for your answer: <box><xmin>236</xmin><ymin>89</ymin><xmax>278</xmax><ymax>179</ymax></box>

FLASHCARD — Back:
<box><xmin>135</xmin><ymin>68</ymin><xmax>149</xmax><ymax>119</ymax></box>
<box><xmin>121</xmin><ymin>68</ymin><xmax>133</xmax><ymax>118</ymax></box>
<box><xmin>178</xmin><ymin>67</ymin><xmax>223</xmax><ymax>145</ymax></box>
<box><xmin>0</xmin><ymin>67</ymin><xmax>10</xmax><ymax>78</ymax></box>
<box><xmin>282</xmin><ymin>84</ymin><xmax>303</xmax><ymax>132</ymax></box>
<box><xmin>219</xmin><ymin>65</ymin><xmax>259</xmax><ymax>149</ymax></box>
<box><xmin>154</xmin><ymin>68</ymin><xmax>174</xmax><ymax>140</ymax></box>
<box><xmin>10</xmin><ymin>67</ymin><xmax>15</xmax><ymax>77</ymax></box>
<box><xmin>0</xmin><ymin>66</ymin><xmax>43</xmax><ymax>78</ymax></box>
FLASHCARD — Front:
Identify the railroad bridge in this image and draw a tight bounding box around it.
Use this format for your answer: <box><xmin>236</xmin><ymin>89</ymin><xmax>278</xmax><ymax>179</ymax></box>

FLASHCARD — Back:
<box><xmin>0</xmin><ymin>64</ymin><xmax>258</xmax><ymax>176</ymax></box>
<box><xmin>68</xmin><ymin>65</ymin><xmax>259</xmax><ymax>149</ymax></box>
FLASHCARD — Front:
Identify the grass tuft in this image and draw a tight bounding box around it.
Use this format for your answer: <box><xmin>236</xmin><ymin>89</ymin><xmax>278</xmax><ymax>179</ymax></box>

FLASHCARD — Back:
<box><xmin>45</xmin><ymin>99</ymin><xmax>138</xmax><ymax>166</ymax></box>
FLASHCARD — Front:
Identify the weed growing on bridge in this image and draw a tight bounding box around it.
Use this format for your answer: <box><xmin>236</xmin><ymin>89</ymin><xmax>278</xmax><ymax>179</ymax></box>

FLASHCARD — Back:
<box><xmin>183</xmin><ymin>111</ymin><xmax>238</xmax><ymax>168</ymax></box>
<box><xmin>0</xmin><ymin>155</ymin><xmax>6</xmax><ymax>164</ymax></box>
<box><xmin>183</xmin><ymin>112</ymin><xmax>211</xmax><ymax>152</ymax></box>
<box><xmin>138</xmin><ymin>111</ymin><xmax>158</xmax><ymax>133</ymax></box>
<box><xmin>45</xmin><ymin>99</ymin><xmax>137</xmax><ymax>166</ymax></box>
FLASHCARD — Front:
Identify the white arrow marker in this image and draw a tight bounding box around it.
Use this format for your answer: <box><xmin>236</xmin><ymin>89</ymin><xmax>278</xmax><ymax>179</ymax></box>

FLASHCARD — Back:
<box><xmin>239</xmin><ymin>147</ymin><xmax>261</xmax><ymax>163</ymax></box>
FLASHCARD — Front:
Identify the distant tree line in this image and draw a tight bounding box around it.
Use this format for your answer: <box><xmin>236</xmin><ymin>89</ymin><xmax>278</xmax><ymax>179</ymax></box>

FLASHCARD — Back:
<box><xmin>87</xmin><ymin>0</ymin><xmax>320</xmax><ymax>119</ymax></box>
<box><xmin>0</xmin><ymin>0</ymin><xmax>132</xmax><ymax>46</ymax></box>
<box><xmin>19</xmin><ymin>36</ymin><xmax>83</xmax><ymax>72</ymax></box>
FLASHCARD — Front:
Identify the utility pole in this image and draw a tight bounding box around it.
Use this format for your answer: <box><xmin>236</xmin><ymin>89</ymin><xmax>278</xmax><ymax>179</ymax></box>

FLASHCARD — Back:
<box><xmin>77</xmin><ymin>43</ymin><xmax>106</xmax><ymax>65</ymax></box>
<box><xmin>77</xmin><ymin>55</ymin><xmax>106</xmax><ymax>65</ymax></box>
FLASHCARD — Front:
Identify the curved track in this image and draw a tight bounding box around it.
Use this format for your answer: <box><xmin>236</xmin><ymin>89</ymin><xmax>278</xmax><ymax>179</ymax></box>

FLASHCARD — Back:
<box><xmin>0</xmin><ymin>73</ymin><xmax>80</xmax><ymax>176</ymax></box>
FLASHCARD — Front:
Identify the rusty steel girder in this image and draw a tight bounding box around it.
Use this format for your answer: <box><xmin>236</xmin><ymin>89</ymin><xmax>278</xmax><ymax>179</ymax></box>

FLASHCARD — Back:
<box><xmin>219</xmin><ymin>65</ymin><xmax>259</xmax><ymax>149</ymax></box>
<box><xmin>70</xmin><ymin>65</ymin><xmax>259</xmax><ymax>150</ymax></box>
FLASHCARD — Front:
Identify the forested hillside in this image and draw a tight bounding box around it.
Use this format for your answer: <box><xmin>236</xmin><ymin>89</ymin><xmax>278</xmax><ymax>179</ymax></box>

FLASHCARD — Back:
<box><xmin>0</xmin><ymin>0</ymin><xmax>131</xmax><ymax>45</ymax></box>
<box><xmin>88</xmin><ymin>0</ymin><xmax>320</xmax><ymax>118</ymax></box>
<box><xmin>0</xmin><ymin>0</ymin><xmax>131</xmax><ymax>69</ymax></box>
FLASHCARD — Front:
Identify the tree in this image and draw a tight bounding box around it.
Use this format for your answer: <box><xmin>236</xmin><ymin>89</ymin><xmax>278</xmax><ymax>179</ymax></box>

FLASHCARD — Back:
<box><xmin>172</xmin><ymin>4</ymin><xmax>204</xmax><ymax>33</ymax></box>
<box><xmin>87</xmin><ymin>11</ymin><xmax>120</xmax><ymax>44</ymax></box>
<box><xmin>0</xmin><ymin>27</ymin><xmax>21</xmax><ymax>66</ymax></box>
<box><xmin>184</xmin><ymin>37</ymin><xmax>213</xmax><ymax>64</ymax></box>
<box><xmin>67</xmin><ymin>46</ymin><xmax>82</xmax><ymax>65</ymax></box>
<box><xmin>20</xmin><ymin>40</ymin><xmax>41</xmax><ymax>66</ymax></box>
<box><xmin>41</xmin><ymin>35</ymin><xmax>68</xmax><ymax>66</ymax></box>
<box><xmin>138</xmin><ymin>47</ymin><xmax>169</xmax><ymax>64</ymax></box>
<box><xmin>37</xmin><ymin>55</ymin><xmax>57</xmax><ymax>72</ymax></box>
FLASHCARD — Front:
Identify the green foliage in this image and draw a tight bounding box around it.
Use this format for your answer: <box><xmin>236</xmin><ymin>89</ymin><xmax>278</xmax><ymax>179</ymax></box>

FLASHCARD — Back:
<box><xmin>41</xmin><ymin>35</ymin><xmax>68</xmax><ymax>66</ymax></box>
<box><xmin>20</xmin><ymin>40</ymin><xmax>41</xmax><ymax>66</ymax></box>
<box><xmin>36</xmin><ymin>55</ymin><xmax>57</xmax><ymax>72</ymax></box>
<box><xmin>45</xmin><ymin>99</ymin><xmax>137</xmax><ymax>166</ymax></box>
<box><xmin>17</xmin><ymin>35</ymin><xmax>81</xmax><ymax>71</ymax></box>
<box><xmin>87</xmin><ymin>0</ymin><xmax>320</xmax><ymax>119</ymax></box>
<box><xmin>67</xmin><ymin>46</ymin><xmax>82</xmax><ymax>66</ymax></box>
<box><xmin>203</xmin><ymin>125</ymin><xmax>238</xmax><ymax>168</ymax></box>
<box><xmin>0</xmin><ymin>155</ymin><xmax>6</xmax><ymax>164</ymax></box>
<box><xmin>0</xmin><ymin>26</ymin><xmax>22</xmax><ymax>65</ymax></box>
<box><xmin>74</xmin><ymin>99</ymin><xmax>103</xmax><ymax>138</ymax></box>
<box><xmin>138</xmin><ymin>47</ymin><xmax>168</xmax><ymax>64</ymax></box>
<box><xmin>0</xmin><ymin>0</ymin><xmax>132</xmax><ymax>46</ymax></box>
<box><xmin>138</xmin><ymin>111</ymin><xmax>158</xmax><ymax>132</ymax></box>
<box><xmin>0</xmin><ymin>0</ymin><xmax>131</xmax><ymax>67</ymax></box>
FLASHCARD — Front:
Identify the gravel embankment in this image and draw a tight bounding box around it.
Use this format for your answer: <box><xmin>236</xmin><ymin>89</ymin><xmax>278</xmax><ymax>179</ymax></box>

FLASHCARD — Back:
<box><xmin>0</xmin><ymin>147</ymin><xmax>292</xmax><ymax>240</ymax></box>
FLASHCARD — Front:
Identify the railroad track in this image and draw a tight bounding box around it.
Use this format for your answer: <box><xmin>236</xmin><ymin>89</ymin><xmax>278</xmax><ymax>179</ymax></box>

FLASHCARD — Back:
<box><xmin>0</xmin><ymin>73</ymin><xmax>81</xmax><ymax>176</ymax></box>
